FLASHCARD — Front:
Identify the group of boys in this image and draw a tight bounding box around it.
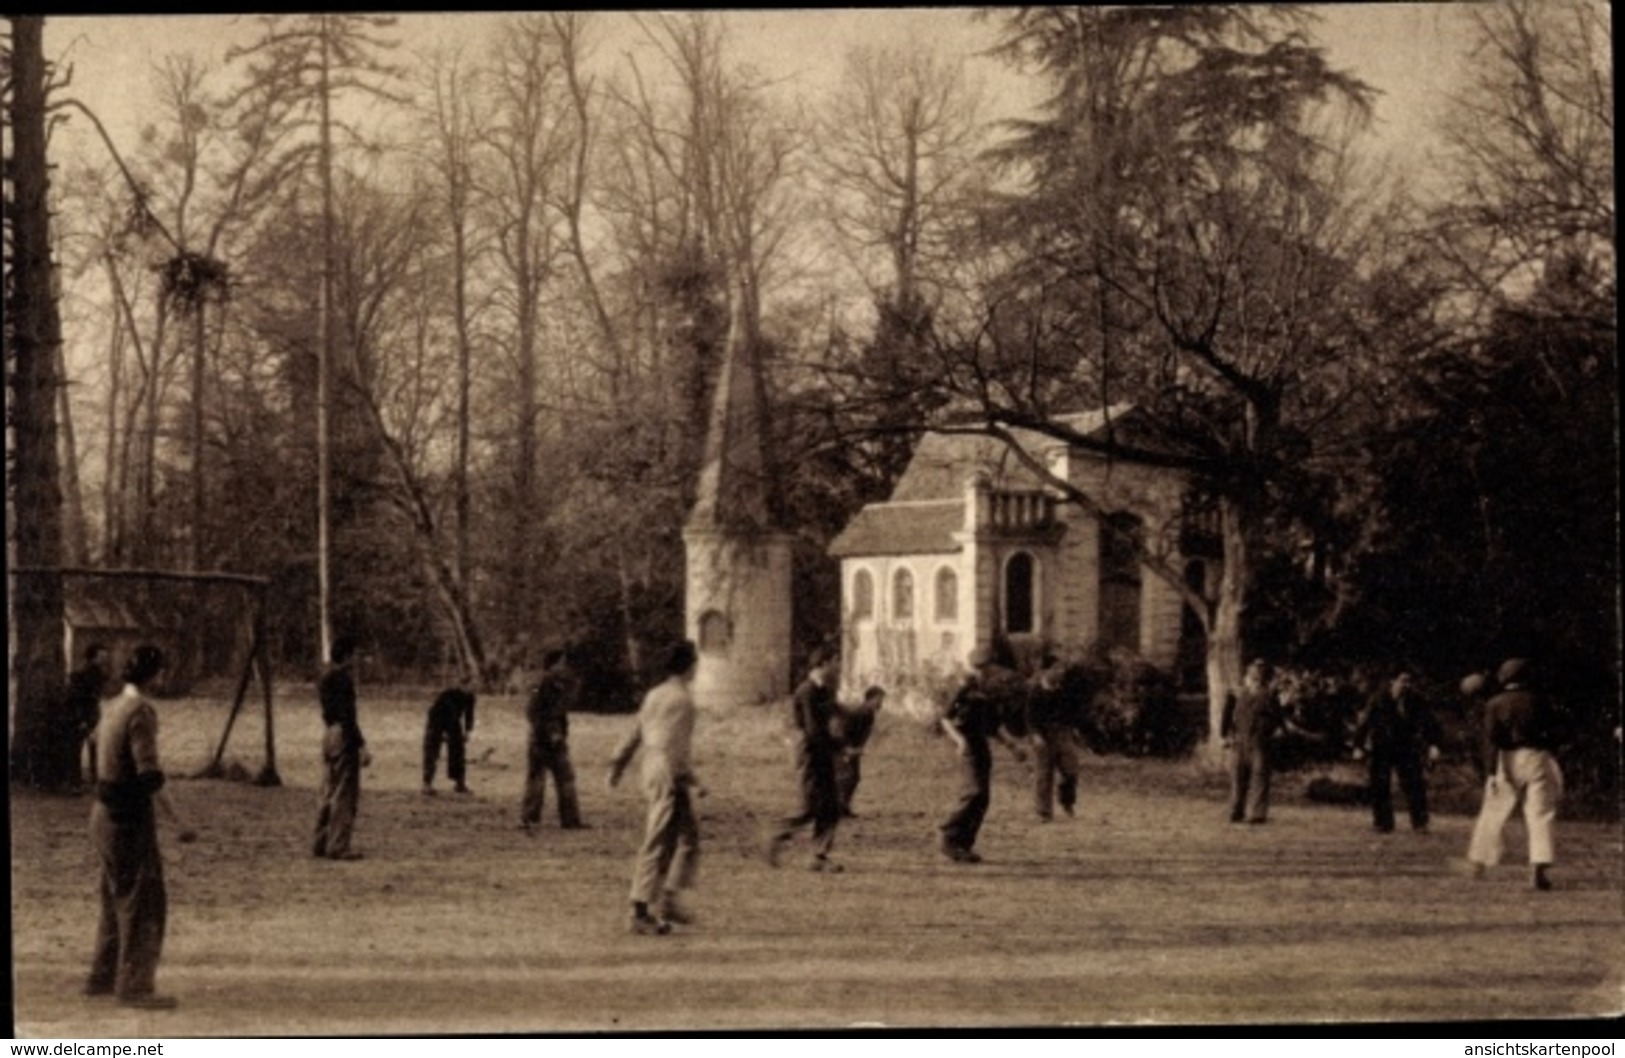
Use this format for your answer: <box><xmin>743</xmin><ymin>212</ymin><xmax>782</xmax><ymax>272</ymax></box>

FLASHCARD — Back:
<box><xmin>768</xmin><ymin>642</ymin><xmax>1085</xmax><ymax>872</ymax></box>
<box><xmin>1221</xmin><ymin>655</ymin><xmax>1569</xmax><ymax>890</ymax></box>
<box><xmin>764</xmin><ymin>648</ymin><xmax>885</xmax><ymax>873</ymax></box>
<box><xmin>70</xmin><ymin>628</ymin><xmax>1576</xmax><ymax>998</ymax></box>
<box><xmin>308</xmin><ymin>642</ymin><xmax>591</xmax><ymax>864</ymax></box>
<box><xmin>324</xmin><ymin>635</ymin><xmax>1573</xmax><ymax>926</ymax></box>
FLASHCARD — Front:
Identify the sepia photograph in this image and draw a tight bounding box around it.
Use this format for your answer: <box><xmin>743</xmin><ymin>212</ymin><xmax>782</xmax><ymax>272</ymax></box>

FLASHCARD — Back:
<box><xmin>6</xmin><ymin>5</ymin><xmax>1620</xmax><ymax>1037</ymax></box>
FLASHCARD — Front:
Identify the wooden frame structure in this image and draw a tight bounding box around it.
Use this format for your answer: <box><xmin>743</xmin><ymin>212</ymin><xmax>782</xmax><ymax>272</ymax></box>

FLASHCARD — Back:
<box><xmin>12</xmin><ymin>566</ymin><xmax>281</xmax><ymax>786</ymax></box>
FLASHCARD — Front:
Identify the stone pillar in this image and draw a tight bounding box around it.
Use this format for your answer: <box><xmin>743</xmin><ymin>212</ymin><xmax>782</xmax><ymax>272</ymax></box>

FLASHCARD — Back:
<box><xmin>952</xmin><ymin>472</ymin><xmax>998</xmax><ymax>668</ymax></box>
<box><xmin>684</xmin><ymin>528</ymin><xmax>794</xmax><ymax>709</ymax></box>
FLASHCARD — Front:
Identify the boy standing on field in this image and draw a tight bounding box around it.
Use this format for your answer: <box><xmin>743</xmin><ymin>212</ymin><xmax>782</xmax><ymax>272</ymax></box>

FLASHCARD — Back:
<box><xmin>312</xmin><ymin>636</ymin><xmax>370</xmax><ymax>860</ymax></box>
<box><xmin>521</xmin><ymin>649</ymin><xmax>586</xmax><ymax>832</ymax></box>
<box><xmin>66</xmin><ymin>642</ymin><xmax>112</xmax><ymax>787</ymax></box>
<box><xmin>86</xmin><ymin>645</ymin><xmax>197</xmax><ymax>1009</ymax></box>
<box><xmin>1464</xmin><ymin>658</ymin><xmax>1565</xmax><ymax>891</ymax></box>
<box><xmin>1221</xmin><ymin>659</ymin><xmax>1283</xmax><ymax>825</ymax></box>
<box><xmin>766</xmin><ymin>647</ymin><xmax>846</xmax><ymax>872</ymax></box>
<box><xmin>608</xmin><ymin>640</ymin><xmax>705</xmax><ymax>935</ymax></box>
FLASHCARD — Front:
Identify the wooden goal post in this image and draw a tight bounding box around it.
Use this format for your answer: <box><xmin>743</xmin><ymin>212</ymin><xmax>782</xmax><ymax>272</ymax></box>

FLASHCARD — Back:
<box><xmin>13</xmin><ymin>566</ymin><xmax>281</xmax><ymax>786</ymax></box>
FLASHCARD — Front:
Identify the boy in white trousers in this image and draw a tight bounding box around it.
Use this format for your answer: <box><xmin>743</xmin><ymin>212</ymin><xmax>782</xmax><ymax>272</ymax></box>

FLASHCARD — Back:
<box><xmin>1464</xmin><ymin>658</ymin><xmax>1565</xmax><ymax>890</ymax></box>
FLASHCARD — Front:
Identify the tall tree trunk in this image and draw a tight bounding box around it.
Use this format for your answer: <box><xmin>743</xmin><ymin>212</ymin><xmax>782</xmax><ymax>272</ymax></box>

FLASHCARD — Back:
<box><xmin>352</xmin><ymin>385</ymin><xmax>488</xmax><ymax>682</ymax></box>
<box><xmin>615</xmin><ymin>543</ymin><xmax>645</xmax><ymax>684</ymax></box>
<box><xmin>100</xmin><ymin>262</ymin><xmax>127</xmax><ymax>564</ymax></box>
<box><xmin>316</xmin><ymin>19</ymin><xmax>335</xmax><ymax>664</ymax></box>
<box><xmin>557</xmin><ymin>20</ymin><xmax>627</xmax><ymax>402</ymax></box>
<box><xmin>103</xmin><ymin>252</ymin><xmax>150</xmax><ymax>564</ymax></box>
<box><xmin>188</xmin><ymin>305</ymin><xmax>206</xmax><ymax>570</ymax></box>
<box><xmin>54</xmin><ymin>336</ymin><xmax>88</xmax><ymax>565</ymax></box>
<box><xmin>452</xmin><ymin>224</ymin><xmax>472</xmax><ymax>593</ymax></box>
<box><xmin>1204</xmin><ymin>493</ymin><xmax>1254</xmax><ymax>764</ymax></box>
<box><xmin>135</xmin><ymin>303</ymin><xmax>169</xmax><ymax>564</ymax></box>
<box><xmin>1198</xmin><ymin>391</ymin><xmax>1280</xmax><ymax>759</ymax></box>
<box><xmin>425</xmin><ymin>51</ymin><xmax>479</xmax><ymax>595</ymax></box>
<box><xmin>512</xmin><ymin>261</ymin><xmax>537</xmax><ymax>646</ymax></box>
<box><xmin>6</xmin><ymin>14</ymin><xmax>73</xmax><ymax>790</ymax></box>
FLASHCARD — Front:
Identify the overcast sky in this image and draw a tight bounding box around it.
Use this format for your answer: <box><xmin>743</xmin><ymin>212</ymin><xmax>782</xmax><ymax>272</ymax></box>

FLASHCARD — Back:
<box><xmin>44</xmin><ymin>7</ymin><xmax>1476</xmax><ymax>182</ymax></box>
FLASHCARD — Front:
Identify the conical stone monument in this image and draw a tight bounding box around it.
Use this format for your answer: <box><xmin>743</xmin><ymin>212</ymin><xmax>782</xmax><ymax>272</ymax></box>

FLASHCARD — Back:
<box><xmin>681</xmin><ymin>279</ymin><xmax>793</xmax><ymax>708</ymax></box>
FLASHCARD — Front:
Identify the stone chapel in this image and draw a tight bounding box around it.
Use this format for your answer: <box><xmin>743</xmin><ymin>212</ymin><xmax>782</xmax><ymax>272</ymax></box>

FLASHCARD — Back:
<box><xmin>828</xmin><ymin>406</ymin><xmax>1214</xmax><ymax>714</ymax></box>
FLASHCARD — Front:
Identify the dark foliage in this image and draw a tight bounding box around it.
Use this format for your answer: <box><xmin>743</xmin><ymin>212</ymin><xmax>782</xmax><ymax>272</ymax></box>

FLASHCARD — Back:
<box><xmin>1075</xmin><ymin>648</ymin><xmax>1199</xmax><ymax>759</ymax></box>
<box><xmin>976</xmin><ymin>646</ymin><xmax>1201</xmax><ymax>759</ymax></box>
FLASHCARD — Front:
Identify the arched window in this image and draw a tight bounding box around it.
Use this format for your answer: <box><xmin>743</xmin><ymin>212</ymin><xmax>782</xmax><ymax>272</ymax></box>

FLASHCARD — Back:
<box><xmin>1100</xmin><ymin>513</ymin><xmax>1144</xmax><ymax>652</ymax></box>
<box><xmin>892</xmin><ymin>567</ymin><xmax>915</xmax><ymax>621</ymax></box>
<box><xmin>1004</xmin><ymin>551</ymin><xmax>1035</xmax><ymax>635</ymax></box>
<box><xmin>698</xmin><ymin>610</ymin><xmax>732</xmax><ymax>653</ymax></box>
<box><xmin>934</xmin><ymin>566</ymin><xmax>959</xmax><ymax>622</ymax></box>
<box><xmin>852</xmin><ymin>569</ymin><xmax>875</xmax><ymax>620</ymax></box>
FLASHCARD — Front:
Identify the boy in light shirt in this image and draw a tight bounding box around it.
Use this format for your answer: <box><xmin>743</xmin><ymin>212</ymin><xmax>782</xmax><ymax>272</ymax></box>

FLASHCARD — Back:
<box><xmin>609</xmin><ymin>640</ymin><xmax>705</xmax><ymax>934</ymax></box>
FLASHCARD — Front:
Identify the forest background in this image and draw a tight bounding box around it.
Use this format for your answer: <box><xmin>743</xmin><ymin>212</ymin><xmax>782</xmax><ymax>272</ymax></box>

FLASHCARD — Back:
<box><xmin>5</xmin><ymin>7</ymin><xmax>1616</xmax><ymax>800</ymax></box>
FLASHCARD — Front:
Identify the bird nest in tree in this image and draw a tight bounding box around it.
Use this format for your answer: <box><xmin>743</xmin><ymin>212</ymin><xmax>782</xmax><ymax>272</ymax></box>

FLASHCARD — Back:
<box><xmin>158</xmin><ymin>251</ymin><xmax>233</xmax><ymax>312</ymax></box>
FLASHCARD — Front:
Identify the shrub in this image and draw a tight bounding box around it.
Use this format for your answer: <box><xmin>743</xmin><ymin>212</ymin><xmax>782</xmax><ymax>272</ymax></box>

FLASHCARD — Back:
<box><xmin>1271</xmin><ymin>667</ymin><xmax>1364</xmax><ymax>772</ymax></box>
<box><xmin>1075</xmin><ymin>646</ymin><xmax>1199</xmax><ymax>758</ymax></box>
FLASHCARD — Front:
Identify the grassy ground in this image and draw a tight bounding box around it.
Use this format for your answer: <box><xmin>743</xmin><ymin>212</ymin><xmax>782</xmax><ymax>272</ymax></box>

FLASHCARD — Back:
<box><xmin>9</xmin><ymin>685</ymin><xmax>1624</xmax><ymax>1035</ymax></box>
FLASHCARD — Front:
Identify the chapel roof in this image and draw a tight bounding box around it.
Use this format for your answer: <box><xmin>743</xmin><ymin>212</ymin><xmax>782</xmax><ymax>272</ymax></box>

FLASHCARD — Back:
<box><xmin>828</xmin><ymin>500</ymin><xmax>965</xmax><ymax>558</ymax></box>
<box><xmin>889</xmin><ymin>403</ymin><xmax>1141</xmax><ymax>502</ymax></box>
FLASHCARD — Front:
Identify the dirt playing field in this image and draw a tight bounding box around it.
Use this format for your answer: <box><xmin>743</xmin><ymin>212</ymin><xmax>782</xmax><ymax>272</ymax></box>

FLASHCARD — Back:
<box><xmin>10</xmin><ymin>685</ymin><xmax>1624</xmax><ymax>1036</ymax></box>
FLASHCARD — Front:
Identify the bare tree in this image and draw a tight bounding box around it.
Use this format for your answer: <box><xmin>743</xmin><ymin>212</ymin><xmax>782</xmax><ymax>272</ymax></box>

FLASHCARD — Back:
<box><xmin>413</xmin><ymin>44</ymin><xmax>492</xmax><ymax>597</ymax></box>
<box><xmin>51</xmin><ymin>155</ymin><xmax>148</xmax><ymax>566</ymax></box>
<box><xmin>85</xmin><ymin>53</ymin><xmax>295</xmax><ymax>573</ymax></box>
<box><xmin>46</xmin><ymin>38</ymin><xmax>311</xmax><ymax>589</ymax></box>
<box><xmin>326</xmin><ymin>173</ymin><xmax>491</xmax><ymax>683</ymax></box>
<box><xmin>482</xmin><ymin>13</ymin><xmax>576</xmax><ymax>650</ymax></box>
<box><xmin>606</xmin><ymin>13</ymin><xmax>799</xmax><ymax>469</ymax></box>
<box><xmin>813</xmin><ymin>43</ymin><xmax>990</xmax><ymax>484</ymax></box>
<box><xmin>51</xmin><ymin>160</ymin><xmax>131</xmax><ymax>566</ymax></box>
<box><xmin>1433</xmin><ymin>0</ymin><xmax>1613</xmax><ymax>329</ymax></box>
<box><xmin>226</xmin><ymin>13</ymin><xmax>403</xmax><ymax>663</ymax></box>
<box><xmin>816</xmin><ymin>44</ymin><xmax>987</xmax><ymax>321</ymax></box>
<box><xmin>53</xmin><ymin>325</ymin><xmax>89</xmax><ymax>565</ymax></box>
<box><xmin>545</xmin><ymin>13</ymin><xmax>804</xmax><ymax>674</ymax></box>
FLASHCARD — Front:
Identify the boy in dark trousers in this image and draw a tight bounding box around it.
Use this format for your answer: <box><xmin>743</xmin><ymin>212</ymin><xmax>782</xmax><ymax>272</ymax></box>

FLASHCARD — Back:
<box><xmin>1221</xmin><ymin>659</ymin><xmax>1283</xmax><ymax>824</ymax></box>
<box><xmin>422</xmin><ymin>683</ymin><xmax>476</xmax><ymax>795</ymax></box>
<box><xmin>1353</xmin><ymin>667</ymin><xmax>1443</xmax><ymax>833</ymax></box>
<box><xmin>938</xmin><ymin>646</ymin><xmax>1027</xmax><ymax>863</ymax></box>
<box><xmin>1026</xmin><ymin>651</ymin><xmax>1086</xmax><ymax>821</ymax></box>
<box><xmin>521</xmin><ymin>649</ymin><xmax>586</xmax><ymax>832</ymax></box>
<box><xmin>66</xmin><ymin>642</ymin><xmax>111</xmax><ymax>788</ymax></box>
<box><xmin>86</xmin><ymin>645</ymin><xmax>197</xmax><ymax>1009</ymax></box>
<box><xmin>833</xmin><ymin>685</ymin><xmax>885</xmax><ymax>817</ymax></box>
<box><xmin>767</xmin><ymin>647</ymin><xmax>846</xmax><ymax>871</ymax></box>
<box><xmin>312</xmin><ymin>636</ymin><xmax>370</xmax><ymax>860</ymax></box>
